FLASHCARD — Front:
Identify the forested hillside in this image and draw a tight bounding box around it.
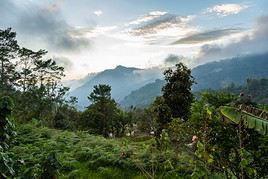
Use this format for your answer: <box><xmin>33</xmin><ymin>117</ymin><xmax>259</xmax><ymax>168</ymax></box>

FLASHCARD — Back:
<box><xmin>120</xmin><ymin>53</ymin><xmax>268</xmax><ymax>108</ymax></box>
<box><xmin>225</xmin><ymin>78</ymin><xmax>268</xmax><ymax>104</ymax></box>
<box><xmin>120</xmin><ymin>79</ymin><xmax>165</xmax><ymax>108</ymax></box>
<box><xmin>192</xmin><ymin>53</ymin><xmax>268</xmax><ymax>90</ymax></box>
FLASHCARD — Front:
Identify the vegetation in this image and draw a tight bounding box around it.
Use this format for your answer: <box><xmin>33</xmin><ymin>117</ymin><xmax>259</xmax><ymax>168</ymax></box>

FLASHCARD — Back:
<box><xmin>0</xmin><ymin>96</ymin><xmax>16</xmax><ymax>178</ymax></box>
<box><xmin>162</xmin><ymin>63</ymin><xmax>194</xmax><ymax>120</ymax></box>
<box><xmin>225</xmin><ymin>78</ymin><xmax>268</xmax><ymax>104</ymax></box>
<box><xmin>1</xmin><ymin>27</ymin><xmax>268</xmax><ymax>178</ymax></box>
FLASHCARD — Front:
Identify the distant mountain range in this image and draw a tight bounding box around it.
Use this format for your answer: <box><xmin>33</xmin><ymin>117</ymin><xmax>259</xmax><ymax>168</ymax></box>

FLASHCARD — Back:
<box><xmin>192</xmin><ymin>53</ymin><xmax>268</xmax><ymax>91</ymax></box>
<box><xmin>68</xmin><ymin>53</ymin><xmax>268</xmax><ymax>109</ymax></box>
<box><xmin>69</xmin><ymin>65</ymin><xmax>163</xmax><ymax>109</ymax></box>
<box><xmin>120</xmin><ymin>53</ymin><xmax>268</xmax><ymax>108</ymax></box>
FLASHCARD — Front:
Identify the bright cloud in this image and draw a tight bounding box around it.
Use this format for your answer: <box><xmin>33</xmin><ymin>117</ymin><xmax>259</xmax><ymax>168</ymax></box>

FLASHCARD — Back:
<box><xmin>125</xmin><ymin>12</ymin><xmax>197</xmax><ymax>45</ymax></box>
<box><xmin>206</xmin><ymin>4</ymin><xmax>249</xmax><ymax>16</ymax></box>
<box><xmin>127</xmin><ymin>11</ymin><xmax>167</xmax><ymax>25</ymax></box>
<box><xmin>94</xmin><ymin>10</ymin><xmax>103</xmax><ymax>16</ymax></box>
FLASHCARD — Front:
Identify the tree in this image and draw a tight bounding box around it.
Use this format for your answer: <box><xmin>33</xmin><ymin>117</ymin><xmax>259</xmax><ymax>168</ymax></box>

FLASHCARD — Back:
<box><xmin>88</xmin><ymin>84</ymin><xmax>113</xmax><ymax>104</ymax></box>
<box><xmin>162</xmin><ymin>62</ymin><xmax>194</xmax><ymax>120</ymax></box>
<box><xmin>84</xmin><ymin>84</ymin><xmax>118</xmax><ymax>137</ymax></box>
<box><xmin>0</xmin><ymin>28</ymin><xmax>19</xmax><ymax>90</ymax></box>
<box><xmin>17</xmin><ymin>48</ymin><xmax>46</xmax><ymax>92</ymax></box>
<box><xmin>150</xmin><ymin>96</ymin><xmax>172</xmax><ymax>140</ymax></box>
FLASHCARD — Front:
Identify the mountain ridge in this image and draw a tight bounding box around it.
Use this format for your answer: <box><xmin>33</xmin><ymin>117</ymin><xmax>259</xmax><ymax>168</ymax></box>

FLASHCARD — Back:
<box><xmin>120</xmin><ymin>52</ymin><xmax>268</xmax><ymax>108</ymax></box>
<box><xmin>69</xmin><ymin>52</ymin><xmax>268</xmax><ymax>109</ymax></box>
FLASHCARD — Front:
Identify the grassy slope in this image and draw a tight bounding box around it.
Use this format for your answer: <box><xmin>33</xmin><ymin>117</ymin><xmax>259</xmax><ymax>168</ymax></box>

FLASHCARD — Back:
<box><xmin>10</xmin><ymin>122</ymin><xmax>196</xmax><ymax>179</ymax></box>
<box><xmin>10</xmin><ymin>122</ymin><xmax>157</xmax><ymax>179</ymax></box>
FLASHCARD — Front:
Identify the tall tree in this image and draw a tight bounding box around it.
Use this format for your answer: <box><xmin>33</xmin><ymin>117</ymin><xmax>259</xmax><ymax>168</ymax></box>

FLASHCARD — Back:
<box><xmin>32</xmin><ymin>58</ymin><xmax>66</xmax><ymax>120</ymax></box>
<box><xmin>162</xmin><ymin>62</ymin><xmax>194</xmax><ymax>120</ymax></box>
<box><xmin>85</xmin><ymin>84</ymin><xmax>118</xmax><ymax>137</ymax></box>
<box><xmin>17</xmin><ymin>48</ymin><xmax>47</xmax><ymax>92</ymax></box>
<box><xmin>0</xmin><ymin>28</ymin><xmax>19</xmax><ymax>90</ymax></box>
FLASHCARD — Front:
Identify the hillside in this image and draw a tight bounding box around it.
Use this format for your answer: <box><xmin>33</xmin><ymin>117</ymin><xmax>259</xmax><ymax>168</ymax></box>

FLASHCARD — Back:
<box><xmin>224</xmin><ymin>78</ymin><xmax>268</xmax><ymax>104</ymax></box>
<box><xmin>120</xmin><ymin>79</ymin><xmax>165</xmax><ymax>108</ymax></box>
<box><xmin>70</xmin><ymin>66</ymin><xmax>162</xmax><ymax>108</ymax></box>
<box><xmin>120</xmin><ymin>53</ymin><xmax>268</xmax><ymax>108</ymax></box>
<box><xmin>192</xmin><ymin>52</ymin><xmax>268</xmax><ymax>91</ymax></box>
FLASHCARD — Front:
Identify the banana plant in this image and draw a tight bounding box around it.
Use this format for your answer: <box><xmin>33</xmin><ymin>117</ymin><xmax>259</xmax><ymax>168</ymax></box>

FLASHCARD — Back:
<box><xmin>220</xmin><ymin>106</ymin><xmax>268</xmax><ymax>135</ymax></box>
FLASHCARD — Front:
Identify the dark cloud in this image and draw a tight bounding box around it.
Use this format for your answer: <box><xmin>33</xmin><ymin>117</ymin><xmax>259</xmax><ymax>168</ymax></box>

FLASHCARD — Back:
<box><xmin>164</xmin><ymin>54</ymin><xmax>184</xmax><ymax>65</ymax></box>
<box><xmin>53</xmin><ymin>56</ymin><xmax>73</xmax><ymax>71</ymax></box>
<box><xmin>196</xmin><ymin>15</ymin><xmax>268</xmax><ymax>64</ymax></box>
<box><xmin>0</xmin><ymin>0</ymin><xmax>90</xmax><ymax>53</ymax></box>
<box><xmin>17</xmin><ymin>8</ymin><xmax>90</xmax><ymax>52</ymax></box>
<box><xmin>129</xmin><ymin>14</ymin><xmax>185</xmax><ymax>36</ymax></box>
<box><xmin>172</xmin><ymin>28</ymin><xmax>243</xmax><ymax>44</ymax></box>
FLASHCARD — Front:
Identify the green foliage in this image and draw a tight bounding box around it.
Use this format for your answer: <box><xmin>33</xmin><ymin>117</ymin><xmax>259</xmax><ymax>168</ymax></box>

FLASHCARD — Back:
<box><xmin>41</xmin><ymin>152</ymin><xmax>61</xmax><ymax>179</ymax></box>
<box><xmin>81</xmin><ymin>84</ymin><xmax>133</xmax><ymax>137</ymax></box>
<box><xmin>85</xmin><ymin>84</ymin><xmax>118</xmax><ymax>137</ymax></box>
<box><xmin>226</xmin><ymin>78</ymin><xmax>268</xmax><ymax>104</ymax></box>
<box><xmin>149</xmin><ymin>96</ymin><xmax>171</xmax><ymax>140</ymax></box>
<box><xmin>0</xmin><ymin>27</ymin><xmax>71</xmax><ymax>125</ymax></box>
<box><xmin>0</xmin><ymin>96</ymin><xmax>16</xmax><ymax>178</ymax></box>
<box><xmin>201</xmin><ymin>91</ymin><xmax>236</xmax><ymax>108</ymax></box>
<box><xmin>0</xmin><ymin>149</ymin><xmax>15</xmax><ymax>178</ymax></box>
<box><xmin>8</xmin><ymin>122</ymin><xmax>198</xmax><ymax>178</ymax></box>
<box><xmin>188</xmin><ymin>91</ymin><xmax>268</xmax><ymax>178</ymax></box>
<box><xmin>162</xmin><ymin>62</ymin><xmax>194</xmax><ymax>120</ymax></box>
<box><xmin>0</xmin><ymin>96</ymin><xmax>16</xmax><ymax>149</ymax></box>
<box><xmin>0</xmin><ymin>28</ymin><xmax>19</xmax><ymax>91</ymax></box>
<box><xmin>220</xmin><ymin>106</ymin><xmax>268</xmax><ymax>134</ymax></box>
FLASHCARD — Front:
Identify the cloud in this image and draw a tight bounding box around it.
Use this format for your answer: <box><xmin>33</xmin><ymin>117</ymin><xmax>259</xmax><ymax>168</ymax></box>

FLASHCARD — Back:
<box><xmin>206</xmin><ymin>4</ymin><xmax>249</xmax><ymax>16</ymax></box>
<box><xmin>196</xmin><ymin>15</ymin><xmax>268</xmax><ymax>64</ymax></box>
<box><xmin>164</xmin><ymin>54</ymin><xmax>184</xmax><ymax>65</ymax></box>
<box><xmin>128</xmin><ymin>13</ymin><xmax>192</xmax><ymax>36</ymax></box>
<box><xmin>124</xmin><ymin>12</ymin><xmax>197</xmax><ymax>45</ymax></box>
<box><xmin>172</xmin><ymin>28</ymin><xmax>243</xmax><ymax>44</ymax></box>
<box><xmin>46</xmin><ymin>3</ymin><xmax>61</xmax><ymax>12</ymax></box>
<box><xmin>53</xmin><ymin>56</ymin><xmax>74</xmax><ymax>71</ymax></box>
<box><xmin>127</xmin><ymin>11</ymin><xmax>167</xmax><ymax>25</ymax></box>
<box><xmin>133</xmin><ymin>67</ymin><xmax>163</xmax><ymax>80</ymax></box>
<box><xmin>0</xmin><ymin>0</ymin><xmax>90</xmax><ymax>53</ymax></box>
<box><xmin>69</xmin><ymin>26</ymin><xmax>118</xmax><ymax>39</ymax></box>
<box><xmin>94</xmin><ymin>10</ymin><xmax>103</xmax><ymax>16</ymax></box>
<box><xmin>17</xmin><ymin>9</ymin><xmax>90</xmax><ymax>53</ymax></box>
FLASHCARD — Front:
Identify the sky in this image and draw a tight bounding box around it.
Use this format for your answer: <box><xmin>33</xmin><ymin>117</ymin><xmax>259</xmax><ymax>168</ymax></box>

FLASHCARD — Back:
<box><xmin>1</xmin><ymin>0</ymin><xmax>268</xmax><ymax>79</ymax></box>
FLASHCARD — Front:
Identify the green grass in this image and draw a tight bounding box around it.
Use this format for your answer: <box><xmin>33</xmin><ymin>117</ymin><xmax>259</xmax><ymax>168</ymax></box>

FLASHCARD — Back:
<box><xmin>10</xmin><ymin>122</ymin><xmax>152</xmax><ymax>178</ymax></box>
<box><xmin>9</xmin><ymin>122</ymin><xmax>194</xmax><ymax>179</ymax></box>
